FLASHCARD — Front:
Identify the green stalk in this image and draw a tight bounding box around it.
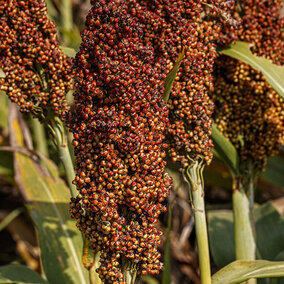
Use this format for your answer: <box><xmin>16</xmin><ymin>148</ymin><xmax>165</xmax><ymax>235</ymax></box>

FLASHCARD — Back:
<box><xmin>52</xmin><ymin>119</ymin><xmax>77</xmax><ymax>198</ymax></box>
<box><xmin>61</xmin><ymin>0</ymin><xmax>73</xmax><ymax>41</ymax></box>
<box><xmin>232</xmin><ymin>165</ymin><xmax>256</xmax><ymax>284</ymax></box>
<box><xmin>61</xmin><ymin>0</ymin><xmax>72</xmax><ymax>30</ymax></box>
<box><xmin>186</xmin><ymin>161</ymin><xmax>211</xmax><ymax>284</ymax></box>
<box><xmin>122</xmin><ymin>257</ymin><xmax>137</xmax><ymax>284</ymax></box>
<box><xmin>82</xmin><ymin>238</ymin><xmax>102</xmax><ymax>284</ymax></box>
<box><xmin>89</xmin><ymin>253</ymin><xmax>102</xmax><ymax>284</ymax></box>
<box><xmin>30</xmin><ymin>117</ymin><xmax>49</xmax><ymax>157</ymax></box>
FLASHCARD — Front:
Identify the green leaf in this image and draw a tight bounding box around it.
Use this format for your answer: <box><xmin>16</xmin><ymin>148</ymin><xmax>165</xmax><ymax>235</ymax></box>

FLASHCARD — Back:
<box><xmin>164</xmin><ymin>48</ymin><xmax>185</xmax><ymax>103</ymax></box>
<box><xmin>0</xmin><ymin>264</ymin><xmax>47</xmax><ymax>284</ymax></box>
<box><xmin>218</xmin><ymin>41</ymin><xmax>284</xmax><ymax>99</ymax></box>
<box><xmin>208</xmin><ymin>202</ymin><xmax>284</xmax><ymax>269</ymax></box>
<box><xmin>207</xmin><ymin>210</ymin><xmax>235</xmax><ymax>268</ymax></box>
<box><xmin>0</xmin><ymin>207</ymin><xmax>24</xmax><ymax>232</ymax></box>
<box><xmin>60</xmin><ymin>46</ymin><xmax>77</xmax><ymax>58</ymax></box>
<box><xmin>0</xmin><ymin>149</ymin><xmax>14</xmax><ymax>182</ymax></box>
<box><xmin>0</xmin><ymin>91</ymin><xmax>9</xmax><ymax>129</ymax></box>
<box><xmin>211</xmin><ymin>124</ymin><xmax>239</xmax><ymax>176</ymax></box>
<box><xmin>255</xmin><ymin>202</ymin><xmax>284</xmax><ymax>261</ymax></box>
<box><xmin>274</xmin><ymin>251</ymin><xmax>284</xmax><ymax>262</ymax></box>
<box><xmin>212</xmin><ymin>260</ymin><xmax>284</xmax><ymax>284</ymax></box>
<box><xmin>0</xmin><ymin>93</ymin><xmax>14</xmax><ymax>181</ymax></box>
<box><xmin>260</xmin><ymin>156</ymin><xmax>284</xmax><ymax>189</ymax></box>
<box><xmin>204</xmin><ymin>160</ymin><xmax>232</xmax><ymax>191</ymax></box>
<box><xmin>162</xmin><ymin>205</ymin><xmax>172</xmax><ymax>284</ymax></box>
<box><xmin>9</xmin><ymin>107</ymin><xmax>88</xmax><ymax>284</ymax></box>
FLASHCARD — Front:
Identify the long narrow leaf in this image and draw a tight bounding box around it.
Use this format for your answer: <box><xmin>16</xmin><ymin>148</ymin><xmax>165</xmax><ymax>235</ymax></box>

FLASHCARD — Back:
<box><xmin>0</xmin><ymin>93</ymin><xmax>13</xmax><ymax>182</ymax></box>
<box><xmin>208</xmin><ymin>202</ymin><xmax>284</xmax><ymax>269</ymax></box>
<box><xmin>9</xmin><ymin>105</ymin><xmax>88</xmax><ymax>284</ymax></box>
<box><xmin>0</xmin><ymin>264</ymin><xmax>47</xmax><ymax>284</ymax></box>
<box><xmin>218</xmin><ymin>41</ymin><xmax>284</xmax><ymax>99</ymax></box>
<box><xmin>212</xmin><ymin>260</ymin><xmax>284</xmax><ymax>284</ymax></box>
<box><xmin>211</xmin><ymin>124</ymin><xmax>239</xmax><ymax>176</ymax></box>
<box><xmin>0</xmin><ymin>207</ymin><xmax>24</xmax><ymax>232</ymax></box>
<box><xmin>164</xmin><ymin>48</ymin><xmax>185</xmax><ymax>103</ymax></box>
<box><xmin>260</xmin><ymin>156</ymin><xmax>284</xmax><ymax>189</ymax></box>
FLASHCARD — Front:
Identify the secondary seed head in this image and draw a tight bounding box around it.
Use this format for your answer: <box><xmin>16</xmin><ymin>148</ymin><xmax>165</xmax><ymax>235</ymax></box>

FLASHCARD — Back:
<box><xmin>212</xmin><ymin>0</ymin><xmax>284</xmax><ymax>171</ymax></box>
<box><xmin>0</xmin><ymin>0</ymin><xmax>74</xmax><ymax>119</ymax></box>
<box><xmin>127</xmin><ymin>0</ymin><xmax>237</xmax><ymax>168</ymax></box>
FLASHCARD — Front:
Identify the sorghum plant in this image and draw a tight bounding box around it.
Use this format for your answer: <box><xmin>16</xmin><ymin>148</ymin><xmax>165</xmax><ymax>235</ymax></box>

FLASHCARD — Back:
<box><xmin>212</xmin><ymin>0</ymin><xmax>284</xmax><ymax>275</ymax></box>
<box><xmin>0</xmin><ymin>0</ymin><xmax>76</xmax><ymax>193</ymax></box>
<box><xmin>126</xmin><ymin>1</ymin><xmax>237</xmax><ymax>283</ymax></box>
<box><xmin>127</xmin><ymin>0</ymin><xmax>237</xmax><ymax>167</ymax></box>
<box><xmin>0</xmin><ymin>0</ymin><xmax>73</xmax><ymax>120</ymax></box>
<box><xmin>1</xmin><ymin>0</ymin><xmax>284</xmax><ymax>284</ymax></box>
<box><xmin>213</xmin><ymin>0</ymin><xmax>284</xmax><ymax>172</ymax></box>
<box><xmin>67</xmin><ymin>0</ymin><xmax>172</xmax><ymax>282</ymax></box>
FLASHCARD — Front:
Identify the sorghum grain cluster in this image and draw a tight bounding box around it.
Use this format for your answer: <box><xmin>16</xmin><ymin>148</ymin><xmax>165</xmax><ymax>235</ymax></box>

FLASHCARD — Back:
<box><xmin>67</xmin><ymin>0</ymin><xmax>172</xmax><ymax>282</ymax></box>
<box><xmin>0</xmin><ymin>0</ymin><xmax>73</xmax><ymax>119</ymax></box>
<box><xmin>127</xmin><ymin>0</ymin><xmax>237</xmax><ymax>168</ymax></box>
<box><xmin>212</xmin><ymin>0</ymin><xmax>284</xmax><ymax>171</ymax></box>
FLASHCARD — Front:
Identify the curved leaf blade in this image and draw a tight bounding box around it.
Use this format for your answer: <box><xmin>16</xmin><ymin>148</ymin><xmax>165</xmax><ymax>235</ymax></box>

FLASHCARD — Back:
<box><xmin>208</xmin><ymin>201</ymin><xmax>284</xmax><ymax>269</ymax></box>
<box><xmin>9</xmin><ymin>106</ymin><xmax>88</xmax><ymax>284</ymax></box>
<box><xmin>164</xmin><ymin>48</ymin><xmax>185</xmax><ymax>103</ymax></box>
<box><xmin>0</xmin><ymin>264</ymin><xmax>47</xmax><ymax>284</ymax></box>
<box><xmin>211</xmin><ymin>124</ymin><xmax>239</xmax><ymax>176</ymax></box>
<box><xmin>208</xmin><ymin>210</ymin><xmax>235</xmax><ymax>269</ymax></box>
<box><xmin>260</xmin><ymin>156</ymin><xmax>284</xmax><ymax>189</ymax></box>
<box><xmin>212</xmin><ymin>260</ymin><xmax>284</xmax><ymax>284</ymax></box>
<box><xmin>218</xmin><ymin>41</ymin><xmax>284</xmax><ymax>99</ymax></box>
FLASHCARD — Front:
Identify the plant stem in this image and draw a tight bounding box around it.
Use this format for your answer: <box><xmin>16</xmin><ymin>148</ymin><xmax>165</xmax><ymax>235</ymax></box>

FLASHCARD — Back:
<box><xmin>187</xmin><ymin>161</ymin><xmax>211</xmax><ymax>284</ymax></box>
<box><xmin>61</xmin><ymin>0</ymin><xmax>73</xmax><ymax>42</ymax></box>
<box><xmin>82</xmin><ymin>238</ymin><xmax>102</xmax><ymax>284</ymax></box>
<box><xmin>52</xmin><ymin>119</ymin><xmax>77</xmax><ymax>198</ymax></box>
<box><xmin>122</xmin><ymin>257</ymin><xmax>137</xmax><ymax>284</ymax></box>
<box><xmin>89</xmin><ymin>252</ymin><xmax>102</xmax><ymax>284</ymax></box>
<box><xmin>89</xmin><ymin>261</ymin><xmax>101</xmax><ymax>284</ymax></box>
<box><xmin>232</xmin><ymin>169</ymin><xmax>256</xmax><ymax>284</ymax></box>
<box><xmin>30</xmin><ymin>117</ymin><xmax>49</xmax><ymax>157</ymax></box>
<box><xmin>61</xmin><ymin>0</ymin><xmax>72</xmax><ymax>30</ymax></box>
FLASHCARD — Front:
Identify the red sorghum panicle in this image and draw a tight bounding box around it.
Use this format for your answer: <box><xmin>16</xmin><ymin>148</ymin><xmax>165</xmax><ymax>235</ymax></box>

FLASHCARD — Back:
<box><xmin>127</xmin><ymin>0</ymin><xmax>237</xmax><ymax>168</ymax></box>
<box><xmin>66</xmin><ymin>0</ymin><xmax>172</xmax><ymax>282</ymax></box>
<box><xmin>0</xmin><ymin>0</ymin><xmax>73</xmax><ymax>119</ymax></box>
<box><xmin>212</xmin><ymin>0</ymin><xmax>284</xmax><ymax>171</ymax></box>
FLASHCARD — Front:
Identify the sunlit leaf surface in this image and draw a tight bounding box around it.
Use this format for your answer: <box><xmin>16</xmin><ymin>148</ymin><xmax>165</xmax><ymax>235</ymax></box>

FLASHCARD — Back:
<box><xmin>9</xmin><ymin>106</ymin><xmax>88</xmax><ymax>284</ymax></box>
<box><xmin>219</xmin><ymin>41</ymin><xmax>284</xmax><ymax>99</ymax></box>
<box><xmin>212</xmin><ymin>260</ymin><xmax>284</xmax><ymax>284</ymax></box>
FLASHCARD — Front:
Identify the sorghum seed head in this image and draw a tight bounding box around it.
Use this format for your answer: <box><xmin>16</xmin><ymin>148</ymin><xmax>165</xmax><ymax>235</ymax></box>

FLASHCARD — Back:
<box><xmin>0</xmin><ymin>0</ymin><xmax>74</xmax><ymax>119</ymax></box>
<box><xmin>67</xmin><ymin>0</ymin><xmax>172</xmax><ymax>281</ymax></box>
<box><xmin>212</xmin><ymin>0</ymin><xmax>284</xmax><ymax>171</ymax></box>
